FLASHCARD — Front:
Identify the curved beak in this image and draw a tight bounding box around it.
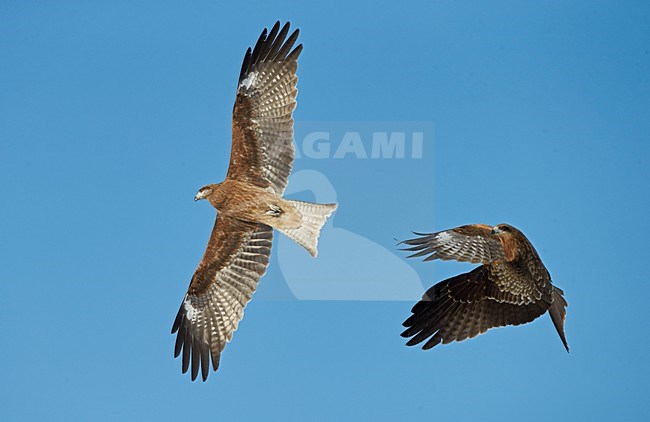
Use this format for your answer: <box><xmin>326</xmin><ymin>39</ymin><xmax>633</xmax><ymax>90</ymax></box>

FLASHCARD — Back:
<box><xmin>194</xmin><ymin>188</ymin><xmax>211</xmax><ymax>202</ymax></box>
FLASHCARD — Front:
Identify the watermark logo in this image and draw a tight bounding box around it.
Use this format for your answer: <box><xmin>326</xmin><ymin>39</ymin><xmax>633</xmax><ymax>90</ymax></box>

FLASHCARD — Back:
<box><xmin>261</xmin><ymin>121</ymin><xmax>434</xmax><ymax>300</ymax></box>
<box><xmin>293</xmin><ymin>121</ymin><xmax>432</xmax><ymax>160</ymax></box>
<box><xmin>276</xmin><ymin>170</ymin><xmax>427</xmax><ymax>301</ymax></box>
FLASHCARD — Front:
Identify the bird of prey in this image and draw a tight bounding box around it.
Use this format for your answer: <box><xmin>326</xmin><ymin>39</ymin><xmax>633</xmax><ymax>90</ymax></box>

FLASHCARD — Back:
<box><xmin>171</xmin><ymin>22</ymin><xmax>337</xmax><ymax>381</ymax></box>
<box><xmin>400</xmin><ymin>224</ymin><xmax>569</xmax><ymax>352</ymax></box>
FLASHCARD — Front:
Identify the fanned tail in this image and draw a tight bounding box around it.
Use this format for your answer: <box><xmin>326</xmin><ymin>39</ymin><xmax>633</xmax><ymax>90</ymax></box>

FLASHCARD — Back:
<box><xmin>277</xmin><ymin>201</ymin><xmax>337</xmax><ymax>257</ymax></box>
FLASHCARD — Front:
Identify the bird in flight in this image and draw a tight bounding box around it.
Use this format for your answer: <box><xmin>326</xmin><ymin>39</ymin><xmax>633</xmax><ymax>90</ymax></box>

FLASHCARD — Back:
<box><xmin>400</xmin><ymin>224</ymin><xmax>569</xmax><ymax>352</ymax></box>
<box><xmin>172</xmin><ymin>22</ymin><xmax>337</xmax><ymax>381</ymax></box>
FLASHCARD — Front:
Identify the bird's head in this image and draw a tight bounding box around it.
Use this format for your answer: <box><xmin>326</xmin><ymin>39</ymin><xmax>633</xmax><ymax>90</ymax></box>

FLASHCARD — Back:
<box><xmin>194</xmin><ymin>184</ymin><xmax>218</xmax><ymax>202</ymax></box>
<box><xmin>491</xmin><ymin>224</ymin><xmax>516</xmax><ymax>236</ymax></box>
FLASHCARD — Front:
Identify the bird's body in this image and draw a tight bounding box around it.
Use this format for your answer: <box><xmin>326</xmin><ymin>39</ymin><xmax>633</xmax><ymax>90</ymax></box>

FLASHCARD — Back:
<box><xmin>198</xmin><ymin>180</ymin><xmax>303</xmax><ymax>230</ymax></box>
<box><xmin>172</xmin><ymin>22</ymin><xmax>336</xmax><ymax>381</ymax></box>
<box><xmin>401</xmin><ymin>223</ymin><xmax>569</xmax><ymax>351</ymax></box>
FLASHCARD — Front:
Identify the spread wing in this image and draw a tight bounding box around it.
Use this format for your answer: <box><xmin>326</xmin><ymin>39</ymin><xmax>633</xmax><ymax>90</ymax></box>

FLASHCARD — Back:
<box><xmin>401</xmin><ymin>224</ymin><xmax>505</xmax><ymax>264</ymax></box>
<box><xmin>227</xmin><ymin>21</ymin><xmax>302</xmax><ymax>195</ymax></box>
<box><xmin>401</xmin><ymin>266</ymin><xmax>553</xmax><ymax>349</ymax></box>
<box><xmin>171</xmin><ymin>216</ymin><xmax>273</xmax><ymax>381</ymax></box>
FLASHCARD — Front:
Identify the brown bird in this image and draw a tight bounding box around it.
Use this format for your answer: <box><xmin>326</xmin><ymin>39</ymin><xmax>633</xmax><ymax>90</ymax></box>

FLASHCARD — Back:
<box><xmin>400</xmin><ymin>224</ymin><xmax>569</xmax><ymax>352</ymax></box>
<box><xmin>171</xmin><ymin>22</ymin><xmax>337</xmax><ymax>381</ymax></box>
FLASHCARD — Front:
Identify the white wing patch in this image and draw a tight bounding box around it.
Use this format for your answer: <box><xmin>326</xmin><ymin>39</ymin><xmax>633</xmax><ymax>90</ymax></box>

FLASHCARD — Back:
<box><xmin>436</xmin><ymin>231</ymin><xmax>452</xmax><ymax>242</ymax></box>
<box><xmin>183</xmin><ymin>297</ymin><xmax>197</xmax><ymax>320</ymax></box>
<box><xmin>240</xmin><ymin>71</ymin><xmax>258</xmax><ymax>90</ymax></box>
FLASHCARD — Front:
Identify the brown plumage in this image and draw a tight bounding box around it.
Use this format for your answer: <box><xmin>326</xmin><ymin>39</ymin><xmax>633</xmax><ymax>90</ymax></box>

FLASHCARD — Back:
<box><xmin>400</xmin><ymin>224</ymin><xmax>569</xmax><ymax>351</ymax></box>
<box><xmin>171</xmin><ymin>22</ymin><xmax>337</xmax><ymax>381</ymax></box>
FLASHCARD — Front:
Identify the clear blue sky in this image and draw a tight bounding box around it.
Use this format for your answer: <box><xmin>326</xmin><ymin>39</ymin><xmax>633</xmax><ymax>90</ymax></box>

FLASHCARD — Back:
<box><xmin>1</xmin><ymin>1</ymin><xmax>649</xmax><ymax>420</ymax></box>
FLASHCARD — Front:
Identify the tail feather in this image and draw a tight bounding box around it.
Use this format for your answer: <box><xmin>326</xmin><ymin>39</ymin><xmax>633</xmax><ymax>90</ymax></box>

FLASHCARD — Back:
<box><xmin>549</xmin><ymin>286</ymin><xmax>570</xmax><ymax>352</ymax></box>
<box><xmin>277</xmin><ymin>201</ymin><xmax>337</xmax><ymax>257</ymax></box>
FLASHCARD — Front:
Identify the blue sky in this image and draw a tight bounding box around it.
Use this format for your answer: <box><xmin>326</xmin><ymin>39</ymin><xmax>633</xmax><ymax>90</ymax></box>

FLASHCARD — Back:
<box><xmin>1</xmin><ymin>1</ymin><xmax>649</xmax><ymax>420</ymax></box>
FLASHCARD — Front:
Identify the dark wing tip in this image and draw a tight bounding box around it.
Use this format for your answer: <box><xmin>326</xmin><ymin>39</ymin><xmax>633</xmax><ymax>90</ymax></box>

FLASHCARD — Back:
<box><xmin>191</xmin><ymin>336</ymin><xmax>201</xmax><ymax>381</ymax></box>
<box><xmin>398</xmin><ymin>232</ymin><xmax>440</xmax><ymax>261</ymax></box>
<box><xmin>181</xmin><ymin>328</ymin><xmax>191</xmax><ymax>375</ymax></box>
<box><xmin>257</xmin><ymin>21</ymin><xmax>281</xmax><ymax>62</ymax></box>
<box><xmin>287</xmin><ymin>42</ymin><xmax>303</xmax><ymax>61</ymax></box>
<box><xmin>395</xmin><ymin>231</ymin><xmax>435</xmax><ymax>251</ymax></box>
<box><xmin>238</xmin><ymin>22</ymin><xmax>301</xmax><ymax>84</ymax></box>
<box><xmin>172</xmin><ymin>299</ymin><xmax>219</xmax><ymax>382</ymax></box>
<box><xmin>238</xmin><ymin>47</ymin><xmax>253</xmax><ymax>84</ymax></box>
<box><xmin>421</xmin><ymin>335</ymin><xmax>442</xmax><ymax>350</ymax></box>
<box><xmin>399</xmin><ymin>232</ymin><xmax>435</xmax><ymax>246</ymax></box>
<box><xmin>171</xmin><ymin>310</ymin><xmax>182</xmax><ymax>335</ymax></box>
<box><xmin>404</xmin><ymin>337</ymin><xmax>421</xmax><ymax>346</ymax></box>
<box><xmin>190</xmin><ymin>336</ymin><xmax>214</xmax><ymax>382</ymax></box>
<box><xmin>211</xmin><ymin>350</ymin><xmax>221</xmax><ymax>371</ymax></box>
<box><xmin>401</xmin><ymin>327</ymin><xmax>414</xmax><ymax>338</ymax></box>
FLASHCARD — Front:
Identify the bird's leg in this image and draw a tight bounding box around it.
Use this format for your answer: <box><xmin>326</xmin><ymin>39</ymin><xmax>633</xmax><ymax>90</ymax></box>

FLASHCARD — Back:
<box><xmin>265</xmin><ymin>203</ymin><xmax>282</xmax><ymax>217</ymax></box>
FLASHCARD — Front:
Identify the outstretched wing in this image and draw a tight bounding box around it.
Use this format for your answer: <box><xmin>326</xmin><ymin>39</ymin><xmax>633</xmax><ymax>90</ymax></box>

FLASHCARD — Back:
<box><xmin>171</xmin><ymin>216</ymin><xmax>273</xmax><ymax>381</ymax></box>
<box><xmin>227</xmin><ymin>21</ymin><xmax>302</xmax><ymax>195</ymax></box>
<box><xmin>401</xmin><ymin>266</ymin><xmax>552</xmax><ymax>349</ymax></box>
<box><xmin>402</xmin><ymin>224</ymin><xmax>505</xmax><ymax>264</ymax></box>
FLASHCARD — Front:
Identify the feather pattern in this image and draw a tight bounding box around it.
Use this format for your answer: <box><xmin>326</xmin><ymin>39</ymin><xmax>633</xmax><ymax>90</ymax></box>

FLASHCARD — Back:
<box><xmin>401</xmin><ymin>224</ymin><xmax>505</xmax><ymax>264</ymax></box>
<box><xmin>228</xmin><ymin>21</ymin><xmax>302</xmax><ymax>195</ymax></box>
<box><xmin>401</xmin><ymin>224</ymin><xmax>569</xmax><ymax>351</ymax></box>
<box><xmin>172</xmin><ymin>22</ymin><xmax>338</xmax><ymax>382</ymax></box>
<box><xmin>172</xmin><ymin>216</ymin><xmax>273</xmax><ymax>381</ymax></box>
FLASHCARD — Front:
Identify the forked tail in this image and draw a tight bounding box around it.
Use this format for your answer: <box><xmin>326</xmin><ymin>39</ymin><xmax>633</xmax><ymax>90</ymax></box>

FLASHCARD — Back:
<box><xmin>277</xmin><ymin>201</ymin><xmax>337</xmax><ymax>257</ymax></box>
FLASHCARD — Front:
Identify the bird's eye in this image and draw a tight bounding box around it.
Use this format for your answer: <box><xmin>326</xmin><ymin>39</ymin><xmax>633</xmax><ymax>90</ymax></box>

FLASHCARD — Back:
<box><xmin>499</xmin><ymin>226</ymin><xmax>509</xmax><ymax>232</ymax></box>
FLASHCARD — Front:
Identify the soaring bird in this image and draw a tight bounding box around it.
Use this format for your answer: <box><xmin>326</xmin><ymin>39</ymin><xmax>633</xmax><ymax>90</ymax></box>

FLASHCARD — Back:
<box><xmin>171</xmin><ymin>22</ymin><xmax>337</xmax><ymax>381</ymax></box>
<box><xmin>400</xmin><ymin>224</ymin><xmax>569</xmax><ymax>352</ymax></box>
